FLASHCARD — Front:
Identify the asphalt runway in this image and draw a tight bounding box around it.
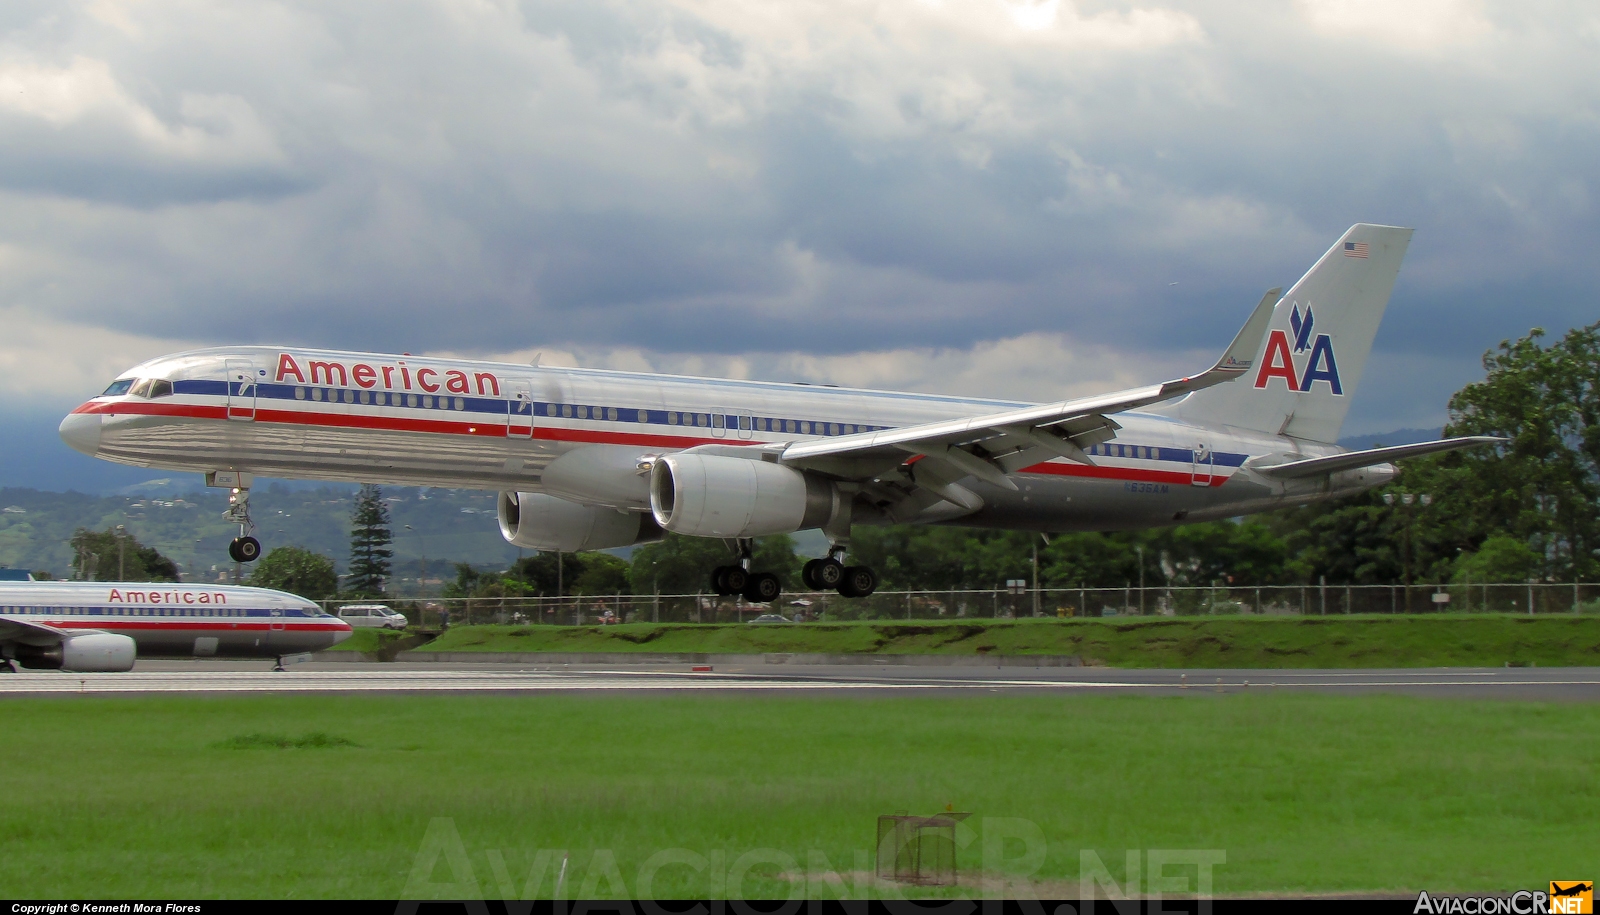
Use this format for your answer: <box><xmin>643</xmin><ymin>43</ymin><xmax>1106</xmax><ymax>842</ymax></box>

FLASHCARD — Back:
<box><xmin>2</xmin><ymin>661</ymin><xmax>1597</xmax><ymax>699</ymax></box>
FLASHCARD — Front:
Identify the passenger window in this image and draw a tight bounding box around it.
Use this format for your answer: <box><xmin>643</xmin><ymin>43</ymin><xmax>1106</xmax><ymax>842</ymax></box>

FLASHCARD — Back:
<box><xmin>101</xmin><ymin>379</ymin><xmax>135</xmax><ymax>396</ymax></box>
<box><xmin>455</xmin><ymin>397</ymin><xmax>466</xmax><ymax>410</ymax></box>
<box><xmin>407</xmin><ymin>394</ymin><xmax>418</xmax><ymax>407</ymax></box>
<box><xmin>712</xmin><ymin>414</ymin><xmax>724</xmax><ymax>429</ymax></box>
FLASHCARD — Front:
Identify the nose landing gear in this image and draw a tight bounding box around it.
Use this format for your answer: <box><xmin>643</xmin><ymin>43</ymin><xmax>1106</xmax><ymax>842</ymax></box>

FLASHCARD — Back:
<box><xmin>223</xmin><ymin>486</ymin><xmax>261</xmax><ymax>563</ymax></box>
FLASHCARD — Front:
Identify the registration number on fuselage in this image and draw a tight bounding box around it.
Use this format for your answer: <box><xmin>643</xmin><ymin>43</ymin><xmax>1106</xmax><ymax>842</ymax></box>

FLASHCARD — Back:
<box><xmin>1124</xmin><ymin>481</ymin><xmax>1170</xmax><ymax>494</ymax></box>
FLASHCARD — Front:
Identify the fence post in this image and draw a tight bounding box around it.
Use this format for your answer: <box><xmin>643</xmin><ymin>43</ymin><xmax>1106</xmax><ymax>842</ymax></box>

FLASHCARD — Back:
<box><xmin>1255</xmin><ymin>587</ymin><xmax>1260</xmax><ymax>614</ymax></box>
<box><xmin>1345</xmin><ymin>584</ymin><xmax>1351</xmax><ymax>614</ymax></box>
<box><xmin>1390</xmin><ymin>585</ymin><xmax>1396</xmax><ymax>614</ymax></box>
<box><xmin>1528</xmin><ymin>582</ymin><xmax>1534</xmax><ymax>617</ymax></box>
<box><xmin>1319</xmin><ymin>575</ymin><xmax>1326</xmax><ymax>616</ymax></box>
<box><xmin>1576</xmin><ymin>580</ymin><xmax>1581</xmax><ymax>614</ymax></box>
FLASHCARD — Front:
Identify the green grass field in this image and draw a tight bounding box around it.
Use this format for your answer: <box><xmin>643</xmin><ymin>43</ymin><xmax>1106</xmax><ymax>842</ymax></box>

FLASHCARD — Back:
<box><xmin>2</xmin><ymin>692</ymin><xmax>1595</xmax><ymax>898</ymax></box>
<box><xmin>389</xmin><ymin>615</ymin><xmax>1600</xmax><ymax>668</ymax></box>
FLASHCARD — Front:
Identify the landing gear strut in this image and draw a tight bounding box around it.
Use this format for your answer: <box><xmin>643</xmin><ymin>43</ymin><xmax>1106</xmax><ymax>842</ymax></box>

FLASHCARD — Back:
<box><xmin>223</xmin><ymin>486</ymin><xmax>261</xmax><ymax>563</ymax></box>
<box><xmin>273</xmin><ymin>655</ymin><xmax>286</xmax><ymax>672</ymax></box>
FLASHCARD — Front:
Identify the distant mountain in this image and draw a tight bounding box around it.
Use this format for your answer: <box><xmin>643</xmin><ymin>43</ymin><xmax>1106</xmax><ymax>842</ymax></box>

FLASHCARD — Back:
<box><xmin>0</xmin><ymin>483</ymin><xmax>519</xmax><ymax>586</ymax></box>
<box><xmin>1337</xmin><ymin>427</ymin><xmax>1445</xmax><ymax>450</ymax></box>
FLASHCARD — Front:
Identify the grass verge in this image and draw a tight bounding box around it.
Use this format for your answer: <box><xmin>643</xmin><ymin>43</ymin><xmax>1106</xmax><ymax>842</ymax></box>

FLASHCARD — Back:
<box><xmin>1</xmin><ymin>692</ymin><xmax>1595</xmax><ymax>897</ymax></box>
<box><xmin>416</xmin><ymin>615</ymin><xmax>1600</xmax><ymax>668</ymax></box>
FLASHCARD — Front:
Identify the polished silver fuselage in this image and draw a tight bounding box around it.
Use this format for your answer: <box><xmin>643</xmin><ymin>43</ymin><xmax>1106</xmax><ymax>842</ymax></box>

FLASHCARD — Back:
<box><xmin>62</xmin><ymin>347</ymin><xmax>1390</xmax><ymax>532</ymax></box>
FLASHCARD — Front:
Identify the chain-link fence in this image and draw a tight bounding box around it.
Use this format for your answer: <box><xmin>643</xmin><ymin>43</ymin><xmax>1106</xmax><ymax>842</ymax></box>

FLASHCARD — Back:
<box><xmin>320</xmin><ymin>582</ymin><xmax>1600</xmax><ymax>627</ymax></box>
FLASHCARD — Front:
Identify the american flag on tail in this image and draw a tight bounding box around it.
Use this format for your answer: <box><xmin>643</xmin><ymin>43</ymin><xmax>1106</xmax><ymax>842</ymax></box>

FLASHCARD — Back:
<box><xmin>1344</xmin><ymin>242</ymin><xmax>1369</xmax><ymax>258</ymax></box>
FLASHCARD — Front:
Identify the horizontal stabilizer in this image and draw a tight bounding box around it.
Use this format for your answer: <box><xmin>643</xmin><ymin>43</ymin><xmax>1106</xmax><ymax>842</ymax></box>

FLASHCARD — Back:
<box><xmin>1249</xmin><ymin>436</ymin><xmax>1504</xmax><ymax>479</ymax></box>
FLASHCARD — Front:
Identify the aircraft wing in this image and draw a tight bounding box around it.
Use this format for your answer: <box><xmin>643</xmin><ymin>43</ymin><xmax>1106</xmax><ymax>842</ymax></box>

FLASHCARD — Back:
<box><xmin>0</xmin><ymin>615</ymin><xmax>78</xmax><ymax>647</ymax></box>
<box><xmin>1247</xmin><ymin>436</ymin><xmax>1506</xmax><ymax>479</ymax></box>
<box><xmin>779</xmin><ymin>288</ymin><xmax>1279</xmax><ymax>498</ymax></box>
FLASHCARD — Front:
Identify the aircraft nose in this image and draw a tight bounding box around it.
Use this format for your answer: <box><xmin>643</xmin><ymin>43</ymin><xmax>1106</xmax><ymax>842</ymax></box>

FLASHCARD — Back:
<box><xmin>331</xmin><ymin>625</ymin><xmax>353</xmax><ymax>645</ymax></box>
<box><xmin>59</xmin><ymin>411</ymin><xmax>102</xmax><ymax>455</ymax></box>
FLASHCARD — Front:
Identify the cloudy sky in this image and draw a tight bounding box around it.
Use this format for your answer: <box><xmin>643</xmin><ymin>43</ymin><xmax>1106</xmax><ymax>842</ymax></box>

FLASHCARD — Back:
<box><xmin>1</xmin><ymin>0</ymin><xmax>1595</xmax><ymax>489</ymax></box>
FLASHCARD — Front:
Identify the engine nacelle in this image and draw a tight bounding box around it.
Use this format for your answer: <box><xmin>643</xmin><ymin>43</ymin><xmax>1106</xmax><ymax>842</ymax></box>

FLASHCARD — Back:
<box><xmin>498</xmin><ymin>491</ymin><xmax>662</xmax><ymax>552</ymax></box>
<box><xmin>650</xmin><ymin>453</ymin><xmax>841</xmax><ymax>538</ymax></box>
<box><xmin>14</xmin><ymin>633</ymin><xmax>137</xmax><ymax>672</ymax></box>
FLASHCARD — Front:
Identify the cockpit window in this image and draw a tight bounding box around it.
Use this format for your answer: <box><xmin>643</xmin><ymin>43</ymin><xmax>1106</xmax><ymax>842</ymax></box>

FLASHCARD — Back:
<box><xmin>101</xmin><ymin>379</ymin><xmax>135</xmax><ymax>397</ymax></box>
<box><xmin>119</xmin><ymin>378</ymin><xmax>176</xmax><ymax>399</ymax></box>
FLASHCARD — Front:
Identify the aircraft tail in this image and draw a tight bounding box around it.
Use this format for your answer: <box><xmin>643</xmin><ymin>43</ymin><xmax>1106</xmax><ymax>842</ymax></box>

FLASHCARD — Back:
<box><xmin>1166</xmin><ymin>224</ymin><xmax>1413</xmax><ymax>444</ymax></box>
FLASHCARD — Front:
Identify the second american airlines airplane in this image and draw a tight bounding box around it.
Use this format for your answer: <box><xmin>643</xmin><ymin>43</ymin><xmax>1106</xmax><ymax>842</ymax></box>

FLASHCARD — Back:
<box><xmin>59</xmin><ymin>225</ymin><xmax>1495</xmax><ymax>602</ymax></box>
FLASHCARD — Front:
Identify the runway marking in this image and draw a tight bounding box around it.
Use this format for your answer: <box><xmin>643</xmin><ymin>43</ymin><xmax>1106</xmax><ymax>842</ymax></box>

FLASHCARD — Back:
<box><xmin>1</xmin><ymin>668</ymin><xmax>1597</xmax><ymax>695</ymax></box>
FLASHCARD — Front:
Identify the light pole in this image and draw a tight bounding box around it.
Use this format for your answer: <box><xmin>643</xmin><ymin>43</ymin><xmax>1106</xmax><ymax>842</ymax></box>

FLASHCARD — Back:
<box><xmin>1383</xmin><ymin>491</ymin><xmax>1431</xmax><ymax>612</ymax></box>
<box><xmin>115</xmin><ymin>524</ymin><xmax>127</xmax><ymax>581</ymax></box>
<box><xmin>1136</xmin><ymin>544</ymin><xmax>1146</xmax><ymax>615</ymax></box>
<box><xmin>404</xmin><ymin>524</ymin><xmax>428</xmax><ymax>597</ymax></box>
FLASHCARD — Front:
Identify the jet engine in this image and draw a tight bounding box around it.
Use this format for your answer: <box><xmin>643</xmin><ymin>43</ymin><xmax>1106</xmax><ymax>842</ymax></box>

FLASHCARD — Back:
<box><xmin>13</xmin><ymin>633</ymin><xmax>137</xmax><ymax>672</ymax></box>
<box><xmin>498</xmin><ymin>491</ymin><xmax>663</xmax><ymax>552</ymax></box>
<box><xmin>650</xmin><ymin>453</ymin><xmax>841</xmax><ymax>538</ymax></box>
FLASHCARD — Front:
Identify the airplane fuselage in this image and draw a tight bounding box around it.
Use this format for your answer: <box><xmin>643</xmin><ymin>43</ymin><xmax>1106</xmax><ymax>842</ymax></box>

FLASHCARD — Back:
<box><xmin>0</xmin><ymin>581</ymin><xmax>352</xmax><ymax>661</ymax></box>
<box><xmin>60</xmin><ymin>346</ymin><xmax>1390</xmax><ymax>532</ymax></box>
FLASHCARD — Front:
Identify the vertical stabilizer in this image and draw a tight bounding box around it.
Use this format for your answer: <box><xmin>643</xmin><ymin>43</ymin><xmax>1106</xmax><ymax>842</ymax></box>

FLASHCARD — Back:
<box><xmin>1169</xmin><ymin>224</ymin><xmax>1412</xmax><ymax>444</ymax></box>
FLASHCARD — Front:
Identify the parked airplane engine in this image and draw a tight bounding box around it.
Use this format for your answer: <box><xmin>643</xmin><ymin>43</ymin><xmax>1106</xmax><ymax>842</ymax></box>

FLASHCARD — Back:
<box><xmin>650</xmin><ymin>453</ymin><xmax>842</xmax><ymax>538</ymax></box>
<box><xmin>497</xmin><ymin>491</ymin><xmax>663</xmax><ymax>552</ymax></box>
<box><xmin>14</xmin><ymin>632</ymin><xmax>137</xmax><ymax>672</ymax></box>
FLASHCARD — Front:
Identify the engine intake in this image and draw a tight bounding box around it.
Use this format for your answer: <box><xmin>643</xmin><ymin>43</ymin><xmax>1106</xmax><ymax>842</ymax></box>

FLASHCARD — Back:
<box><xmin>13</xmin><ymin>633</ymin><xmax>137</xmax><ymax>672</ymax></box>
<box><xmin>650</xmin><ymin>453</ymin><xmax>841</xmax><ymax>538</ymax></box>
<box><xmin>498</xmin><ymin>491</ymin><xmax>662</xmax><ymax>552</ymax></box>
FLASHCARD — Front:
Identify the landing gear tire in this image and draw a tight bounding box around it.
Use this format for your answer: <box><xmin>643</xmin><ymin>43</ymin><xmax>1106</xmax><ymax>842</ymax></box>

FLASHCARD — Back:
<box><xmin>742</xmin><ymin>572</ymin><xmax>781</xmax><ymax>604</ymax></box>
<box><xmin>837</xmin><ymin>565</ymin><xmax>878</xmax><ymax>598</ymax></box>
<box><xmin>802</xmin><ymin>558</ymin><xmax>845</xmax><ymax>591</ymax></box>
<box><xmin>229</xmin><ymin>536</ymin><xmax>261</xmax><ymax>563</ymax></box>
<box><xmin>273</xmin><ymin>656</ymin><xmax>286</xmax><ymax>672</ymax></box>
<box><xmin>711</xmin><ymin>565</ymin><xmax>749</xmax><ymax>597</ymax></box>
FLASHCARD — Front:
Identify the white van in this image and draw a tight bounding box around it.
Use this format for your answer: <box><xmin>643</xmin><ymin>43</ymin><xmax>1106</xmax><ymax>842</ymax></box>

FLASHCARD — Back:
<box><xmin>337</xmin><ymin>604</ymin><xmax>409</xmax><ymax>630</ymax></box>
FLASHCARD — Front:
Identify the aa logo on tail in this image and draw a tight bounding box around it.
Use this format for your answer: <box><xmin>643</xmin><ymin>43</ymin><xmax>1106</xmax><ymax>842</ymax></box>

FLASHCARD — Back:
<box><xmin>1254</xmin><ymin>304</ymin><xmax>1343</xmax><ymax>394</ymax></box>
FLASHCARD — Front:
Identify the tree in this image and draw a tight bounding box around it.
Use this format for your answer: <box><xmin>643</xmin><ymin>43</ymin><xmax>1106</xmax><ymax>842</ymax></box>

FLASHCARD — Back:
<box><xmin>1420</xmin><ymin>322</ymin><xmax>1600</xmax><ymax>581</ymax></box>
<box><xmin>346</xmin><ymin>484</ymin><xmax>393</xmax><ymax>597</ymax></box>
<box><xmin>570</xmin><ymin>553</ymin><xmax>631</xmax><ymax>595</ymax></box>
<box><xmin>1452</xmin><ymin>535</ymin><xmax>1539</xmax><ymax>584</ymax></box>
<box><xmin>246</xmin><ymin>546</ymin><xmax>339</xmax><ymax>600</ymax></box>
<box><xmin>69</xmin><ymin>527</ymin><xmax>179</xmax><ymax>582</ymax></box>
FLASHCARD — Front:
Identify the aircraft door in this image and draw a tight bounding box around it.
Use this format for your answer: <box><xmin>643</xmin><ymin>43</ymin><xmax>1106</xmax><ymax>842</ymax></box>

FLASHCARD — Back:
<box><xmin>508</xmin><ymin>381</ymin><xmax>534</xmax><ymax>439</ymax></box>
<box><xmin>1191</xmin><ymin>441</ymin><xmax>1213</xmax><ymax>487</ymax></box>
<box><xmin>226</xmin><ymin>359</ymin><xmax>257</xmax><ymax>422</ymax></box>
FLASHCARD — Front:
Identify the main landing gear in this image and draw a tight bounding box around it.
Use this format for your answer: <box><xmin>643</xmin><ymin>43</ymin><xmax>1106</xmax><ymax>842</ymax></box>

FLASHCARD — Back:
<box><xmin>710</xmin><ymin>540</ymin><xmax>783</xmax><ymax>604</ymax></box>
<box><xmin>710</xmin><ymin>540</ymin><xmax>880</xmax><ymax>603</ymax></box>
<box><xmin>801</xmin><ymin>546</ymin><xmax>878</xmax><ymax>598</ymax></box>
<box><xmin>224</xmin><ymin>486</ymin><xmax>261</xmax><ymax>563</ymax></box>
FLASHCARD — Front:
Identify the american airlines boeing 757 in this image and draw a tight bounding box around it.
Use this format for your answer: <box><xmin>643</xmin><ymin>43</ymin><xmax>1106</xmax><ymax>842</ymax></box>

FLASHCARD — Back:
<box><xmin>59</xmin><ymin>225</ymin><xmax>1497</xmax><ymax>603</ymax></box>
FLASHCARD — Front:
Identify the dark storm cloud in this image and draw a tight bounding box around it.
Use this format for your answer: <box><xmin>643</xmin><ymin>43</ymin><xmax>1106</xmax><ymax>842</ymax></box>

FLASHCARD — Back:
<box><xmin>0</xmin><ymin>0</ymin><xmax>1595</xmax><ymax>438</ymax></box>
